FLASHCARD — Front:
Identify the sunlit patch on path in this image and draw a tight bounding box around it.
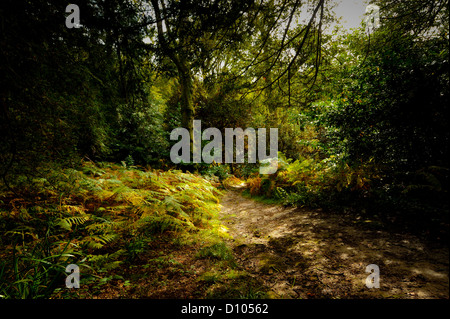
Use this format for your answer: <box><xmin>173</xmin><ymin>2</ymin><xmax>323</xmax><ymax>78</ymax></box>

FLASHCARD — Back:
<box><xmin>220</xmin><ymin>188</ymin><xmax>449</xmax><ymax>299</ymax></box>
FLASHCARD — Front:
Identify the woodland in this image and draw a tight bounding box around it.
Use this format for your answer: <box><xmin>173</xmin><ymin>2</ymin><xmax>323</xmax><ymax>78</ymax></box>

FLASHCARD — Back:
<box><xmin>0</xmin><ymin>0</ymin><xmax>448</xmax><ymax>299</ymax></box>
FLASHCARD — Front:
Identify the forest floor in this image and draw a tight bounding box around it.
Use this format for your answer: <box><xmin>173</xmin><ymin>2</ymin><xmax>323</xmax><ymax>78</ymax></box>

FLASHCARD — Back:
<box><xmin>70</xmin><ymin>182</ymin><xmax>448</xmax><ymax>299</ymax></box>
<box><xmin>219</xmin><ymin>185</ymin><xmax>449</xmax><ymax>299</ymax></box>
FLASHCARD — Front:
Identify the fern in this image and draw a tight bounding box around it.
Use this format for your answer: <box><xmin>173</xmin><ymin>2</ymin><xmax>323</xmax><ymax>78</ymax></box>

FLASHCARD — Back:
<box><xmin>1</xmin><ymin>160</ymin><xmax>226</xmax><ymax>297</ymax></box>
<box><xmin>85</xmin><ymin>221</ymin><xmax>114</xmax><ymax>233</ymax></box>
<box><xmin>86</xmin><ymin>249</ymin><xmax>126</xmax><ymax>271</ymax></box>
<box><xmin>82</xmin><ymin>233</ymin><xmax>118</xmax><ymax>250</ymax></box>
<box><xmin>57</xmin><ymin>216</ymin><xmax>89</xmax><ymax>231</ymax></box>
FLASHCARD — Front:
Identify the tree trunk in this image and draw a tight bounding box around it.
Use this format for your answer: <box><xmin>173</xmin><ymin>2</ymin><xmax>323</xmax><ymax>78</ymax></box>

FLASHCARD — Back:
<box><xmin>179</xmin><ymin>59</ymin><xmax>194</xmax><ymax>136</ymax></box>
<box><xmin>151</xmin><ymin>0</ymin><xmax>195</xmax><ymax>147</ymax></box>
<box><xmin>179</xmin><ymin>62</ymin><xmax>195</xmax><ymax>160</ymax></box>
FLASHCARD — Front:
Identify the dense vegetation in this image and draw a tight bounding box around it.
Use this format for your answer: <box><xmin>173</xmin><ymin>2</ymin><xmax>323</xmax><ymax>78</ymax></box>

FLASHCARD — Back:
<box><xmin>1</xmin><ymin>0</ymin><xmax>448</xmax><ymax>299</ymax></box>
<box><xmin>0</xmin><ymin>161</ymin><xmax>227</xmax><ymax>298</ymax></box>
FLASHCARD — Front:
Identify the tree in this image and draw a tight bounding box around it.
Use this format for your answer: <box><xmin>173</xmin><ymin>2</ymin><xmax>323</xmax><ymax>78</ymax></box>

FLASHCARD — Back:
<box><xmin>144</xmin><ymin>0</ymin><xmax>329</xmax><ymax>137</ymax></box>
<box><xmin>320</xmin><ymin>0</ymin><xmax>449</xmax><ymax>173</ymax></box>
<box><xmin>0</xmin><ymin>0</ymin><xmax>153</xmax><ymax>184</ymax></box>
<box><xmin>147</xmin><ymin>0</ymin><xmax>253</xmax><ymax>138</ymax></box>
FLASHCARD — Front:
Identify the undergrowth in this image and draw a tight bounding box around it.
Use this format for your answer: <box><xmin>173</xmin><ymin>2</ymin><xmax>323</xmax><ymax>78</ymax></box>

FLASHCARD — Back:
<box><xmin>245</xmin><ymin>152</ymin><xmax>449</xmax><ymax>240</ymax></box>
<box><xmin>0</xmin><ymin>161</ymin><xmax>225</xmax><ymax>299</ymax></box>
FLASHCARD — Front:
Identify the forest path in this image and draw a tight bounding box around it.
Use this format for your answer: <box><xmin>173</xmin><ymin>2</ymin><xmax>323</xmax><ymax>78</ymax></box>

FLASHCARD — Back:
<box><xmin>219</xmin><ymin>187</ymin><xmax>449</xmax><ymax>299</ymax></box>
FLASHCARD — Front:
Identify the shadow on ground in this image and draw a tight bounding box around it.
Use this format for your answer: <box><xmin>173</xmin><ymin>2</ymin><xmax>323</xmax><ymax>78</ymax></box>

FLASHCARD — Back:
<box><xmin>220</xmin><ymin>189</ymin><xmax>449</xmax><ymax>299</ymax></box>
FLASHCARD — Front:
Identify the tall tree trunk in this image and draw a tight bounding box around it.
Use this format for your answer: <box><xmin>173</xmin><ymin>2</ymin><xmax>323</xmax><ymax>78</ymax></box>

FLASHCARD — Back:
<box><xmin>151</xmin><ymin>0</ymin><xmax>195</xmax><ymax>154</ymax></box>
<box><xmin>178</xmin><ymin>58</ymin><xmax>194</xmax><ymax>135</ymax></box>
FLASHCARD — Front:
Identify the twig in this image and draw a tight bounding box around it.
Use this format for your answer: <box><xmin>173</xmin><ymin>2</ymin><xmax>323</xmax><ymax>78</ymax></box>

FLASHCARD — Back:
<box><xmin>313</xmin><ymin>267</ymin><xmax>345</xmax><ymax>276</ymax></box>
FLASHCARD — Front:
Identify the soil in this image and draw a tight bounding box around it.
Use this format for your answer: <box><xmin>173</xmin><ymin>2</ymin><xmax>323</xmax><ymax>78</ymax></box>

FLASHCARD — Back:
<box><xmin>70</xmin><ymin>185</ymin><xmax>448</xmax><ymax>299</ymax></box>
<box><xmin>219</xmin><ymin>187</ymin><xmax>449</xmax><ymax>299</ymax></box>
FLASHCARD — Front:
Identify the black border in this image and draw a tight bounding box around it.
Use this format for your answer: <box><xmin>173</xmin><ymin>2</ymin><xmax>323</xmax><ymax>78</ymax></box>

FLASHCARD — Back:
<box><xmin>1</xmin><ymin>299</ymin><xmax>448</xmax><ymax>318</ymax></box>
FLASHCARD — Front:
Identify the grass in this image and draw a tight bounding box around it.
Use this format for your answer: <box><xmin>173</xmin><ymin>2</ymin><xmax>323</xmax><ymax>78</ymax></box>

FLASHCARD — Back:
<box><xmin>204</xmin><ymin>272</ymin><xmax>269</xmax><ymax>299</ymax></box>
<box><xmin>241</xmin><ymin>189</ymin><xmax>283</xmax><ymax>205</ymax></box>
<box><xmin>196</xmin><ymin>242</ymin><xmax>234</xmax><ymax>261</ymax></box>
<box><xmin>194</xmin><ymin>242</ymin><xmax>269</xmax><ymax>299</ymax></box>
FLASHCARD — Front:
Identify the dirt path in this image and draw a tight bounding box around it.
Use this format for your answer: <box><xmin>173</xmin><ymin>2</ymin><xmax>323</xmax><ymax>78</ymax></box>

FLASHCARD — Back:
<box><xmin>219</xmin><ymin>188</ymin><xmax>449</xmax><ymax>299</ymax></box>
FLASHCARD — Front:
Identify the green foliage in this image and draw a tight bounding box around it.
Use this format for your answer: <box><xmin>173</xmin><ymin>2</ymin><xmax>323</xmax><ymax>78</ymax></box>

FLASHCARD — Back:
<box><xmin>1</xmin><ymin>0</ymin><xmax>449</xmax><ymax>298</ymax></box>
<box><xmin>201</xmin><ymin>164</ymin><xmax>230</xmax><ymax>182</ymax></box>
<box><xmin>247</xmin><ymin>150</ymin><xmax>366</xmax><ymax>204</ymax></box>
<box><xmin>0</xmin><ymin>161</ymin><xmax>224</xmax><ymax>298</ymax></box>
<box><xmin>319</xmin><ymin>26</ymin><xmax>449</xmax><ymax>173</ymax></box>
<box><xmin>111</xmin><ymin>90</ymin><xmax>170</xmax><ymax>166</ymax></box>
<box><xmin>0</xmin><ymin>239</ymin><xmax>83</xmax><ymax>299</ymax></box>
<box><xmin>0</xmin><ymin>0</ymin><xmax>172</xmax><ymax>186</ymax></box>
<box><xmin>242</xmin><ymin>3</ymin><xmax>448</xmax><ymax>238</ymax></box>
